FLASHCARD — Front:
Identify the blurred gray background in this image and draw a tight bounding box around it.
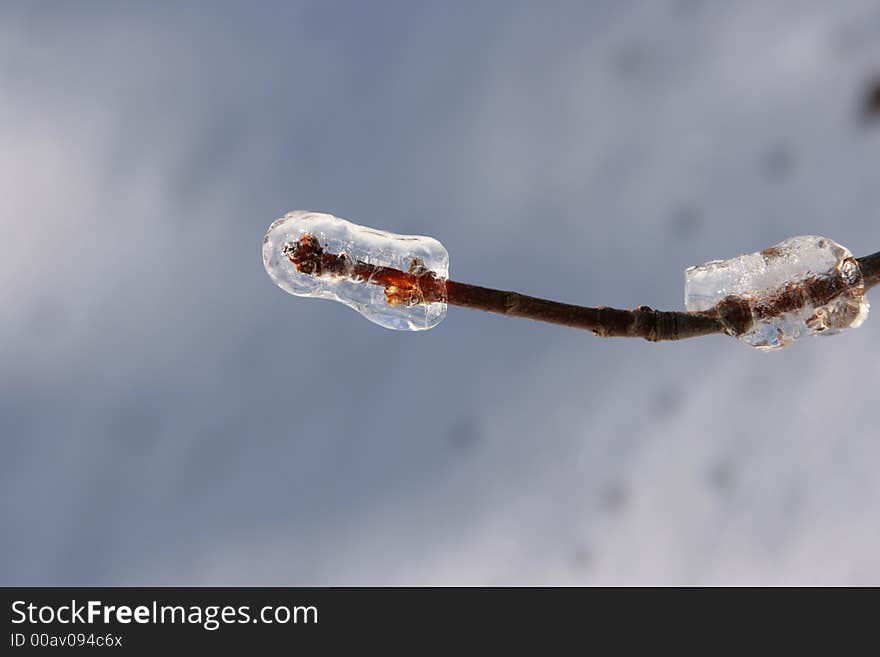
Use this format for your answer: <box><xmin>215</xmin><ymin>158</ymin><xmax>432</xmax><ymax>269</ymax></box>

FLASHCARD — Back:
<box><xmin>2</xmin><ymin>0</ymin><xmax>880</xmax><ymax>585</ymax></box>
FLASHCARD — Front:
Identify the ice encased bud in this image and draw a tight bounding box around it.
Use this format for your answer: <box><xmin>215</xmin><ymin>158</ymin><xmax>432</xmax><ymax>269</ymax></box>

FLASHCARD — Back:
<box><xmin>685</xmin><ymin>235</ymin><xmax>869</xmax><ymax>350</ymax></box>
<box><xmin>263</xmin><ymin>211</ymin><xmax>449</xmax><ymax>330</ymax></box>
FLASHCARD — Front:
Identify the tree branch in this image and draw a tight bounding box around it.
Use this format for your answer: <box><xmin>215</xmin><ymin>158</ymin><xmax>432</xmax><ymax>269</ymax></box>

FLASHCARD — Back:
<box><xmin>286</xmin><ymin>235</ymin><xmax>877</xmax><ymax>343</ymax></box>
<box><xmin>444</xmin><ymin>281</ymin><xmax>722</xmax><ymax>341</ymax></box>
<box><xmin>857</xmin><ymin>250</ymin><xmax>880</xmax><ymax>291</ymax></box>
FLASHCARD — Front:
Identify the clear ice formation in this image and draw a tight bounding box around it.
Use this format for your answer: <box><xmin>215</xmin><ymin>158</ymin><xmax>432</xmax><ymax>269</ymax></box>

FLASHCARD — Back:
<box><xmin>685</xmin><ymin>235</ymin><xmax>869</xmax><ymax>350</ymax></box>
<box><xmin>263</xmin><ymin>211</ymin><xmax>449</xmax><ymax>331</ymax></box>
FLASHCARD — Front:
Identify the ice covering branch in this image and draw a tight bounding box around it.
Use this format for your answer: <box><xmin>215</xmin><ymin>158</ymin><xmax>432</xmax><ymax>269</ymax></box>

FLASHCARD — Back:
<box><xmin>263</xmin><ymin>211</ymin><xmax>876</xmax><ymax>349</ymax></box>
<box><xmin>285</xmin><ymin>232</ymin><xmax>877</xmax><ymax>343</ymax></box>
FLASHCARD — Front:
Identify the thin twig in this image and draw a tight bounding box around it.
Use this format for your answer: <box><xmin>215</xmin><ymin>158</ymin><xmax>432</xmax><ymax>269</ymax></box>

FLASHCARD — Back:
<box><xmin>443</xmin><ymin>281</ymin><xmax>722</xmax><ymax>341</ymax></box>
<box><xmin>287</xmin><ymin>235</ymin><xmax>877</xmax><ymax>342</ymax></box>
<box><xmin>857</xmin><ymin>250</ymin><xmax>880</xmax><ymax>291</ymax></box>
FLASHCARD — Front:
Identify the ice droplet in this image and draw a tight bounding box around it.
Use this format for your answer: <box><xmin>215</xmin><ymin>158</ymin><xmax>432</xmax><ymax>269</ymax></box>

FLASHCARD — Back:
<box><xmin>263</xmin><ymin>211</ymin><xmax>449</xmax><ymax>330</ymax></box>
<box><xmin>685</xmin><ymin>235</ymin><xmax>869</xmax><ymax>350</ymax></box>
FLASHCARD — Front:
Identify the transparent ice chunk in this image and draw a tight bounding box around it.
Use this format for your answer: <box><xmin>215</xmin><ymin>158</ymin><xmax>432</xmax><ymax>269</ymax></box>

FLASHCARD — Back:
<box><xmin>262</xmin><ymin>211</ymin><xmax>449</xmax><ymax>331</ymax></box>
<box><xmin>685</xmin><ymin>235</ymin><xmax>869</xmax><ymax>350</ymax></box>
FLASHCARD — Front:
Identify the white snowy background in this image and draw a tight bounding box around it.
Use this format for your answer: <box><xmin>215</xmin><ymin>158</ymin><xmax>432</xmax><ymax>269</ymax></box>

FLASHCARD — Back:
<box><xmin>2</xmin><ymin>0</ymin><xmax>880</xmax><ymax>585</ymax></box>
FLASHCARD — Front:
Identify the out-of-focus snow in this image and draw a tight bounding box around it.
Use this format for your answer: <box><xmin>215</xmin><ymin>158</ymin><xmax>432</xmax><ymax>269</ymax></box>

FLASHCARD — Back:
<box><xmin>2</xmin><ymin>0</ymin><xmax>880</xmax><ymax>585</ymax></box>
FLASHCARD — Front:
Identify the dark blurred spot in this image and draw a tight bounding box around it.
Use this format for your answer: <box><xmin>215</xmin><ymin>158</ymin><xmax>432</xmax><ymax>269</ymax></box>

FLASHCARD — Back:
<box><xmin>861</xmin><ymin>78</ymin><xmax>880</xmax><ymax>122</ymax></box>
<box><xmin>172</xmin><ymin>105</ymin><xmax>246</xmax><ymax>209</ymax></box>
<box><xmin>106</xmin><ymin>397</ymin><xmax>166</xmax><ymax>448</ymax></box>
<box><xmin>28</xmin><ymin>299</ymin><xmax>67</xmax><ymax>336</ymax></box>
<box><xmin>760</xmin><ymin>144</ymin><xmax>796</xmax><ymax>182</ymax></box>
<box><xmin>0</xmin><ymin>393</ymin><xmax>42</xmax><ymax>475</ymax></box>
<box><xmin>707</xmin><ymin>458</ymin><xmax>737</xmax><ymax>495</ymax></box>
<box><xmin>834</xmin><ymin>13</ymin><xmax>880</xmax><ymax>57</ymax></box>
<box><xmin>671</xmin><ymin>0</ymin><xmax>704</xmax><ymax>18</ymax></box>
<box><xmin>447</xmin><ymin>416</ymin><xmax>482</xmax><ymax>451</ymax></box>
<box><xmin>572</xmin><ymin>544</ymin><xmax>595</xmax><ymax>571</ymax></box>
<box><xmin>651</xmin><ymin>385</ymin><xmax>682</xmax><ymax>420</ymax></box>
<box><xmin>61</xmin><ymin>537</ymin><xmax>114</xmax><ymax>584</ymax></box>
<box><xmin>597</xmin><ymin>145</ymin><xmax>643</xmax><ymax>185</ymax></box>
<box><xmin>609</xmin><ymin>44</ymin><xmax>654</xmax><ymax>80</ymax></box>
<box><xmin>833</xmin><ymin>26</ymin><xmax>860</xmax><ymax>56</ymax></box>
<box><xmin>781</xmin><ymin>479</ymin><xmax>805</xmax><ymax>517</ymax></box>
<box><xmin>600</xmin><ymin>481</ymin><xmax>630</xmax><ymax>516</ymax></box>
<box><xmin>667</xmin><ymin>204</ymin><xmax>703</xmax><ymax>239</ymax></box>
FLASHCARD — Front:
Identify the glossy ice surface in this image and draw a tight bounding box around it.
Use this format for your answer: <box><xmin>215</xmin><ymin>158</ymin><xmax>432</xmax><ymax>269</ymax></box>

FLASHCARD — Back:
<box><xmin>685</xmin><ymin>235</ymin><xmax>869</xmax><ymax>350</ymax></box>
<box><xmin>263</xmin><ymin>211</ymin><xmax>449</xmax><ymax>330</ymax></box>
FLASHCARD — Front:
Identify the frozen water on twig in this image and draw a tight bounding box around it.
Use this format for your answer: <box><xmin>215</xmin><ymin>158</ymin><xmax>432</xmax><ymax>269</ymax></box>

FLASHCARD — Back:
<box><xmin>685</xmin><ymin>236</ymin><xmax>869</xmax><ymax>350</ymax></box>
<box><xmin>263</xmin><ymin>211</ymin><xmax>449</xmax><ymax>330</ymax></box>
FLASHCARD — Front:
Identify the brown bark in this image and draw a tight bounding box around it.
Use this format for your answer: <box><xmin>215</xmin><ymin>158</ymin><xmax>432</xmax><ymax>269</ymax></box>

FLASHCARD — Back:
<box><xmin>285</xmin><ymin>234</ymin><xmax>878</xmax><ymax>343</ymax></box>
<box><xmin>857</xmin><ymin>251</ymin><xmax>880</xmax><ymax>291</ymax></box>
